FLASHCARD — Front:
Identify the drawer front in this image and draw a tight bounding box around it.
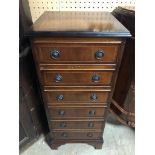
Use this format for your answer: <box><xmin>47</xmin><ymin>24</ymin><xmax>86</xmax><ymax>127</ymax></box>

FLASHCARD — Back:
<box><xmin>50</xmin><ymin>120</ymin><xmax>104</xmax><ymax>129</ymax></box>
<box><xmin>48</xmin><ymin>107</ymin><xmax>106</xmax><ymax>118</ymax></box>
<box><xmin>46</xmin><ymin>91</ymin><xmax>109</xmax><ymax>104</ymax></box>
<box><xmin>51</xmin><ymin>131</ymin><xmax>102</xmax><ymax>140</ymax></box>
<box><xmin>42</xmin><ymin>71</ymin><xmax>113</xmax><ymax>86</ymax></box>
<box><xmin>36</xmin><ymin>45</ymin><xmax>119</xmax><ymax>63</ymax></box>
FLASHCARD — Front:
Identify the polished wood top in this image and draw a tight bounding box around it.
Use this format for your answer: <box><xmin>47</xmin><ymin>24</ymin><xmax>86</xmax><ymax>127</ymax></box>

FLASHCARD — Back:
<box><xmin>27</xmin><ymin>11</ymin><xmax>131</xmax><ymax>37</ymax></box>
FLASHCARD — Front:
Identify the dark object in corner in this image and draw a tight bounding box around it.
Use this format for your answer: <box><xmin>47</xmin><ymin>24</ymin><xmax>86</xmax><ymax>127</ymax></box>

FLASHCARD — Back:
<box><xmin>110</xmin><ymin>7</ymin><xmax>135</xmax><ymax>128</ymax></box>
<box><xmin>19</xmin><ymin>0</ymin><xmax>48</xmax><ymax>150</ymax></box>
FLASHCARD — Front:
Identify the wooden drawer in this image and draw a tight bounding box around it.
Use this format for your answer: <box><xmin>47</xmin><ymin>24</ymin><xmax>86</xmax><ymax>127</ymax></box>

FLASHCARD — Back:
<box><xmin>45</xmin><ymin>90</ymin><xmax>109</xmax><ymax>104</ymax></box>
<box><xmin>35</xmin><ymin>44</ymin><xmax>119</xmax><ymax>63</ymax></box>
<box><xmin>48</xmin><ymin>107</ymin><xmax>106</xmax><ymax>118</ymax></box>
<box><xmin>42</xmin><ymin>71</ymin><xmax>113</xmax><ymax>86</ymax></box>
<box><xmin>50</xmin><ymin>120</ymin><xmax>104</xmax><ymax>130</ymax></box>
<box><xmin>51</xmin><ymin>131</ymin><xmax>102</xmax><ymax>140</ymax></box>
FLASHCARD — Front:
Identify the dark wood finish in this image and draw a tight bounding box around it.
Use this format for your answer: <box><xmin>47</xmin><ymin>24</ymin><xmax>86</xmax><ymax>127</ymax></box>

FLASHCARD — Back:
<box><xmin>19</xmin><ymin>0</ymin><xmax>49</xmax><ymax>150</ymax></box>
<box><xmin>19</xmin><ymin>50</ymin><xmax>47</xmax><ymax>148</ymax></box>
<box><xmin>27</xmin><ymin>11</ymin><xmax>130</xmax><ymax>37</ymax></box>
<box><xmin>19</xmin><ymin>86</ymin><xmax>36</xmax><ymax>147</ymax></box>
<box><xmin>51</xmin><ymin>131</ymin><xmax>102</xmax><ymax>140</ymax></box>
<box><xmin>49</xmin><ymin>119</ymin><xmax>104</xmax><ymax>130</ymax></box>
<box><xmin>34</xmin><ymin>44</ymin><xmax>119</xmax><ymax>63</ymax></box>
<box><xmin>42</xmin><ymin>70</ymin><xmax>113</xmax><ymax>86</ymax></box>
<box><xmin>48</xmin><ymin>106</ymin><xmax>107</xmax><ymax>118</ymax></box>
<box><xmin>19</xmin><ymin>7</ymin><xmax>48</xmax><ymax>148</ymax></box>
<box><xmin>19</xmin><ymin>51</ymin><xmax>49</xmax><ymax>149</ymax></box>
<box><xmin>19</xmin><ymin>0</ymin><xmax>36</xmax><ymax>148</ymax></box>
<box><xmin>110</xmin><ymin>7</ymin><xmax>135</xmax><ymax>127</ymax></box>
<box><xmin>19</xmin><ymin>0</ymin><xmax>32</xmax><ymax>46</ymax></box>
<box><xmin>29</xmin><ymin>11</ymin><xmax>130</xmax><ymax>149</ymax></box>
<box><xmin>45</xmin><ymin>89</ymin><xmax>109</xmax><ymax>104</ymax></box>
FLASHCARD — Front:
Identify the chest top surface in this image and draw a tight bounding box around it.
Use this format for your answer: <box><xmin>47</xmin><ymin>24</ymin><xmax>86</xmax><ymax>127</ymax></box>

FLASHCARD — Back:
<box><xmin>27</xmin><ymin>11</ymin><xmax>131</xmax><ymax>37</ymax></box>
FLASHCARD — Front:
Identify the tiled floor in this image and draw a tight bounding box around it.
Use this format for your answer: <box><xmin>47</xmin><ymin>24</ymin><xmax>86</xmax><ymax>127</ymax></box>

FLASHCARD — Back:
<box><xmin>20</xmin><ymin>116</ymin><xmax>135</xmax><ymax>155</ymax></box>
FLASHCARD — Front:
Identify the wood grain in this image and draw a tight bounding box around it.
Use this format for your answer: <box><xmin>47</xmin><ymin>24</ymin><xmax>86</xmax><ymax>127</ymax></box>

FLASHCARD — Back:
<box><xmin>42</xmin><ymin>70</ymin><xmax>114</xmax><ymax>86</ymax></box>
<box><xmin>30</xmin><ymin>11</ymin><xmax>129</xmax><ymax>149</ymax></box>
<box><xmin>45</xmin><ymin>90</ymin><xmax>109</xmax><ymax>104</ymax></box>
<box><xmin>48</xmin><ymin>106</ymin><xmax>107</xmax><ymax>118</ymax></box>
<box><xmin>27</xmin><ymin>11</ymin><xmax>131</xmax><ymax>37</ymax></box>
<box><xmin>50</xmin><ymin>131</ymin><xmax>102</xmax><ymax>140</ymax></box>
<box><xmin>49</xmin><ymin>119</ymin><xmax>104</xmax><ymax>130</ymax></box>
<box><xmin>35</xmin><ymin>44</ymin><xmax>119</xmax><ymax>64</ymax></box>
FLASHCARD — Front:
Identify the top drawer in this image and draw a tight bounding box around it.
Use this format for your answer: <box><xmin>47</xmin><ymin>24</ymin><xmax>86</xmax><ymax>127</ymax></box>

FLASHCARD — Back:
<box><xmin>34</xmin><ymin>44</ymin><xmax>120</xmax><ymax>64</ymax></box>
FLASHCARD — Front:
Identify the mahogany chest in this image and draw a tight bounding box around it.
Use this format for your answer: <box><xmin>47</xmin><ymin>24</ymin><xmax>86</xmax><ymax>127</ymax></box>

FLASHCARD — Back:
<box><xmin>28</xmin><ymin>11</ymin><xmax>131</xmax><ymax>149</ymax></box>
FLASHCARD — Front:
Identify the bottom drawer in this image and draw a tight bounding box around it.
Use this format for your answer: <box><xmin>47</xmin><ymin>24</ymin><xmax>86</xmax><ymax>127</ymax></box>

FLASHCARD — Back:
<box><xmin>51</xmin><ymin>131</ymin><xmax>102</xmax><ymax>140</ymax></box>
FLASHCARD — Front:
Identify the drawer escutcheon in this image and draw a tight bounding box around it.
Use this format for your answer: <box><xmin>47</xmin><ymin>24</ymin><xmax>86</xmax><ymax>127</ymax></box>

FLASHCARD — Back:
<box><xmin>50</xmin><ymin>49</ymin><xmax>60</xmax><ymax>60</ymax></box>
<box><xmin>88</xmin><ymin>122</ymin><xmax>94</xmax><ymax>128</ymax></box>
<box><xmin>90</xmin><ymin>94</ymin><xmax>98</xmax><ymax>101</ymax></box>
<box><xmin>95</xmin><ymin>50</ymin><xmax>105</xmax><ymax>60</ymax></box>
<box><xmin>55</xmin><ymin>74</ymin><xmax>63</xmax><ymax>82</ymax></box>
<box><xmin>58</xmin><ymin>110</ymin><xmax>65</xmax><ymax>116</ymax></box>
<box><xmin>92</xmin><ymin>75</ymin><xmax>101</xmax><ymax>82</ymax></box>
<box><xmin>56</xmin><ymin>94</ymin><xmax>64</xmax><ymax>101</ymax></box>
<box><xmin>89</xmin><ymin>110</ymin><xmax>96</xmax><ymax>116</ymax></box>
<box><xmin>59</xmin><ymin>122</ymin><xmax>67</xmax><ymax>128</ymax></box>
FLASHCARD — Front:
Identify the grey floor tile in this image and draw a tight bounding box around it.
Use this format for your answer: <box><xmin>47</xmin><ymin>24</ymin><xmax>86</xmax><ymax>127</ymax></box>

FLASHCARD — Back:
<box><xmin>20</xmin><ymin>122</ymin><xmax>135</xmax><ymax>155</ymax></box>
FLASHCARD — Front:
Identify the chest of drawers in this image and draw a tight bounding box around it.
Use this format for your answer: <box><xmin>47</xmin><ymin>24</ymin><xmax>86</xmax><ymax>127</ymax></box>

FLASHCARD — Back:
<box><xmin>28</xmin><ymin>11</ymin><xmax>131</xmax><ymax>149</ymax></box>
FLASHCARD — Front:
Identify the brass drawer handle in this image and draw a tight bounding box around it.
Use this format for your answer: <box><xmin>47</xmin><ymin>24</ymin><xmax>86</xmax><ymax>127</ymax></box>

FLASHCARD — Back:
<box><xmin>55</xmin><ymin>74</ymin><xmax>63</xmax><ymax>82</ymax></box>
<box><xmin>89</xmin><ymin>110</ymin><xmax>96</xmax><ymax>116</ymax></box>
<box><xmin>95</xmin><ymin>50</ymin><xmax>104</xmax><ymax>60</ymax></box>
<box><xmin>59</xmin><ymin>122</ymin><xmax>67</xmax><ymax>128</ymax></box>
<box><xmin>90</xmin><ymin>94</ymin><xmax>97</xmax><ymax>101</ymax></box>
<box><xmin>61</xmin><ymin>132</ymin><xmax>68</xmax><ymax>138</ymax></box>
<box><xmin>88</xmin><ymin>122</ymin><xmax>94</xmax><ymax>128</ymax></box>
<box><xmin>87</xmin><ymin>133</ymin><xmax>93</xmax><ymax>137</ymax></box>
<box><xmin>50</xmin><ymin>50</ymin><xmax>60</xmax><ymax>59</ymax></box>
<box><xmin>58</xmin><ymin>110</ymin><xmax>65</xmax><ymax>116</ymax></box>
<box><xmin>56</xmin><ymin>94</ymin><xmax>64</xmax><ymax>101</ymax></box>
<box><xmin>92</xmin><ymin>74</ymin><xmax>101</xmax><ymax>82</ymax></box>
